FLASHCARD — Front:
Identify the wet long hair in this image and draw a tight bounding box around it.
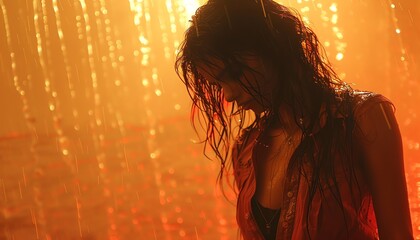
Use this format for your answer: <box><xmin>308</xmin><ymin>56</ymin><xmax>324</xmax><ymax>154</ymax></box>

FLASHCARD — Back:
<box><xmin>176</xmin><ymin>0</ymin><xmax>359</xmax><ymax>237</ymax></box>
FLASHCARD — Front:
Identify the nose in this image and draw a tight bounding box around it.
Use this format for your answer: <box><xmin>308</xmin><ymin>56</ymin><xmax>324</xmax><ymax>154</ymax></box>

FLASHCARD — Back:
<box><xmin>221</xmin><ymin>88</ymin><xmax>235</xmax><ymax>102</ymax></box>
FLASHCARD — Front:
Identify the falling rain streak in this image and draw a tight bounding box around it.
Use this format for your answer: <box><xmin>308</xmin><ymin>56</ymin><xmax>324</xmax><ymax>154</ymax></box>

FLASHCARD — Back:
<box><xmin>0</xmin><ymin>0</ymin><xmax>419</xmax><ymax>239</ymax></box>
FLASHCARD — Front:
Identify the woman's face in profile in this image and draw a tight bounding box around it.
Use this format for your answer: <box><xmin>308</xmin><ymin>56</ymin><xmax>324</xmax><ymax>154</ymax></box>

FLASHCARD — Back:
<box><xmin>197</xmin><ymin>55</ymin><xmax>273</xmax><ymax>114</ymax></box>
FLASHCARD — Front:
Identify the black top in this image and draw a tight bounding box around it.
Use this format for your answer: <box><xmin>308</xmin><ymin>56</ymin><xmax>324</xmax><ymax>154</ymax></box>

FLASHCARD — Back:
<box><xmin>251</xmin><ymin>196</ymin><xmax>281</xmax><ymax>240</ymax></box>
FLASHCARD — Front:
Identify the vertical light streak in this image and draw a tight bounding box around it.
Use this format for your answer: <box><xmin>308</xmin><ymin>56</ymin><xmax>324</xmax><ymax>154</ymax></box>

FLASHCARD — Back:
<box><xmin>51</xmin><ymin>0</ymin><xmax>77</xmax><ymax>173</ymax></box>
<box><xmin>129</xmin><ymin>0</ymin><xmax>151</xmax><ymax>67</ymax></box>
<box><xmin>0</xmin><ymin>0</ymin><xmax>36</xmax><ymax>138</ymax></box>
<box><xmin>97</xmin><ymin>0</ymin><xmax>127</xmax><ymax>137</ymax></box>
<box><xmin>75</xmin><ymin>197</ymin><xmax>83</xmax><ymax>238</ymax></box>
<box><xmin>1</xmin><ymin>179</ymin><xmax>6</xmax><ymax>202</ymax></box>
<box><xmin>30</xmin><ymin>207</ymin><xmax>40</xmax><ymax>239</ymax></box>
<box><xmin>127</xmin><ymin>0</ymin><xmax>170</xmax><ymax>236</ymax></box>
<box><xmin>79</xmin><ymin>0</ymin><xmax>101</xmax><ymax>109</ymax></box>
<box><xmin>52</xmin><ymin>0</ymin><xmax>81</xmax><ymax>132</ymax></box>
<box><xmin>34</xmin><ymin>2</ymin><xmax>78</xmax><ymax>237</ymax></box>
<box><xmin>37</xmin><ymin>0</ymin><xmax>58</xmax><ymax>118</ymax></box>
<box><xmin>34</xmin><ymin>0</ymin><xmax>74</xmax><ymax>171</ymax></box>
<box><xmin>77</xmin><ymin>0</ymin><xmax>117</xmax><ymax>237</ymax></box>
<box><xmin>0</xmin><ymin>0</ymin><xmax>48</xmax><ymax>238</ymax></box>
<box><xmin>166</xmin><ymin>0</ymin><xmax>177</xmax><ymax>34</ymax></box>
<box><xmin>282</xmin><ymin>0</ymin><xmax>347</xmax><ymax>77</ymax></box>
<box><xmin>161</xmin><ymin>1</ymin><xmax>171</xmax><ymax>60</ymax></box>
<box><xmin>22</xmin><ymin>167</ymin><xmax>27</xmax><ymax>187</ymax></box>
<box><xmin>386</xmin><ymin>0</ymin><xmax>409</xmax><ymax>73</ymax></box>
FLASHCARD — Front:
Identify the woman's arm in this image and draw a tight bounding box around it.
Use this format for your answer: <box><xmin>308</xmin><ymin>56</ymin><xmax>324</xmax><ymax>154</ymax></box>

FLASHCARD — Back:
<box><xmin>355</xmin><ymin>100</ymin><xmax>413</xmax><ymax>240</ymax></box>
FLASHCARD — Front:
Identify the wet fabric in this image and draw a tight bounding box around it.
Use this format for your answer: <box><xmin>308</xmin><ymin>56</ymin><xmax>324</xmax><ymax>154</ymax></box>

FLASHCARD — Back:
<box><xmin>232</xmin><ymin>92</ymin><xmax>388</xmax><ymax>239</ymax></box>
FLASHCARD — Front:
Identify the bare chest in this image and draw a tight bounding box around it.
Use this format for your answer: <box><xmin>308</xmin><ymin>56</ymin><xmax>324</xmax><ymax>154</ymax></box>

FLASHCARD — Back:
<box><xmin>253</xmin><ymin>132</ymin><xmax>299</xmax><ymax>209</ymax></box>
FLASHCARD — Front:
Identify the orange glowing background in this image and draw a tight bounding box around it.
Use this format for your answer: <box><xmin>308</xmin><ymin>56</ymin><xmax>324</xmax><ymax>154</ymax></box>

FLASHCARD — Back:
<box><xmin>0</xmin><ymin>0</ymin><xmax>418</xmax><ymax>239</ymax></box>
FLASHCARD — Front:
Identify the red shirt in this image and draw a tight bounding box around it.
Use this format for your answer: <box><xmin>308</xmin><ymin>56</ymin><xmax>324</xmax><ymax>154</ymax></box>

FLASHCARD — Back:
<box><xmin>232</xmin><ymin>93</ymin><xmax>388</xmax><ymax>239</ymax></box>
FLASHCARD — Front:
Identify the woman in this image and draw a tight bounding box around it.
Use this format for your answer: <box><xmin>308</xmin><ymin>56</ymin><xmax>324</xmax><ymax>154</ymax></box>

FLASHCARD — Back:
<box><xmin>175</xmin><ymin>0</ymin><xmax>413</xmax><ymax>239</ymax></box>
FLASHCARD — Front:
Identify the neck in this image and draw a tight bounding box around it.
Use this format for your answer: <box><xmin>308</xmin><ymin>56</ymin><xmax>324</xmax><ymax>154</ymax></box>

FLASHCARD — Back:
<box><xmin>259</xmin><ymin>104</ymin><xmax>302</xmax><ymax>137</ymax></box>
